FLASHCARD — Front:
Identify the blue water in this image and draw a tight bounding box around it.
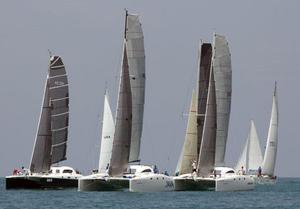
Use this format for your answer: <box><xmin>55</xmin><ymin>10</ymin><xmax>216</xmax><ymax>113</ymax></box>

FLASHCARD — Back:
<box><xmin>1</xmin><ymin>178</ymin><xmax>300</xmax><ymax>209</ymax></box>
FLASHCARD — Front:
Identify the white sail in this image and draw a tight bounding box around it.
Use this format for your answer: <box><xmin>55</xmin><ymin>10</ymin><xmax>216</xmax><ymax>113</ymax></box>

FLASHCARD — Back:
<box><xmin>177</xmin><ymin>90</ymin><xmax>198</xmax><ymax>175</ymax></box>
<box><xmin>30</xmin><ymin>56</ymin><xmax>69</xmax><ymax>173</ymax></box>
<box><xmin>98</xmin><ymin>92</ymin><xmax>115</xmax><ymax>173</ymax></box>
<box><xmin>235</xmin><ymin>120</ymin><xmax>263</xmax><ymax>173</ymax></box>
<box><xmin>262</xmin><ymin>83</ymin><xmax>279</xmax><ymax>176</ymax></box>
<box><xmin>212</xmin><ymin>34</ymin><xmax>232</xmax><ymax>166</ymax></box>
<box><xmin>125</xmin><ymin>12</ymin><xmax>146</xmax><ymax>163</ymax></box>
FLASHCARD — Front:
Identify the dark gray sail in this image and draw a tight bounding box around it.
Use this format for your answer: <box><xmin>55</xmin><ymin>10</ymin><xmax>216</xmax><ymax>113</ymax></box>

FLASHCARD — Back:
<box><xmin>30</xmin><ymin>56</ymin><xmax>69</xmax><ymax>173</ymax></box>
<box><xmin>109</xmin><ymin>44</ymin><xmax>133</xmax><ymax>176</ymax></box>
<box><xmin>197</xmin><ymin>64</ymin><xmax>217</xmax><ymax>177</ymax></box>
<box><xmin>197</xmin><ymin>43</ymin><xmax>213</xmax><ymax>159</ymax></box>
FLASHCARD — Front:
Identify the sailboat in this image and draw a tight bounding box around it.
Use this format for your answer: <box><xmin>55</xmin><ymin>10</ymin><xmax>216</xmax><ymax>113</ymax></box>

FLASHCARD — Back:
<box><xmin>78</xmin><ymin>91</ymin><xmax>116</xmax><ymax>191</ymax></box>
<box><xmin>235</xmin><ymin>120</ymin><xmax>263</xmax><ymax>175</ymax></box>
<box><xmin>174</xmin><ymin>34</ymin><xmax>254</xmax><ymax>191</ymax></box>
<box><xmin>258</xmin><ymin>83</ymin><xmax>279</xmax><ymax>184</ymax></box>
<box><xmin>6</xmin><ymin>55</ymin><xmax>82</xmax><ymax>189</ymax></box>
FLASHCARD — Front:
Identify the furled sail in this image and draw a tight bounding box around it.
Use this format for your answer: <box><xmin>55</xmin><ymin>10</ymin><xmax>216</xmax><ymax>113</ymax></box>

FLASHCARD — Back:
<box><xmin>109</xmin><ymin>44</ymin><xmax>132</xmax><ymax>176</ymax></box>
<box><xmin>177</xmin><ymin>90</ymin><xmax>198</xmax><ymax>175</ymax></box>
<box><xmin>197</xmin><ymin>64</ymin><xmax>217</xmax><ymax>177</ymax></box>
<box><xmin>235</xmin><ymin>120</ymin><xmax>263</xmax><ymax>174</ymax></box>
<box><xmin>262</xmin><ymin>83</ymin><xmax>278</xmax><ymax>176</ymax></box>
<box><xmin>197</xmin><ymin>43</ymin><xmax>213</xmax><ymax>160</ymax></box>
<box><xmin>98</xmin><ymin>91</ymin><xmax>115</xmax><ymax>173</ymax></box>
<box><xmin>125</xmin><ymin>12</ymin><xmax>146</xmax><ymax>163</ymax></box>
<box><xmin>30</xmin><ymin>56</ymin><xmax>69</xmax><ymax>173</ymax></box>
<box><xmin>212</xmin><ymin>34</ymin><xmax>232</xmax><ymax>166</ymax></box>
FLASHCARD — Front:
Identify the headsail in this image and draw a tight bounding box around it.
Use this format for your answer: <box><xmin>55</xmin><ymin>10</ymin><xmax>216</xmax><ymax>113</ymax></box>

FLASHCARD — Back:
<box><xmin>109</xmin><ymin>43</ymin><xmax>132</xmax><ymax>176</ymax></box>
<box><xmin>197</xmin><ymin>63</ymin><xmax>217</xmax><ymax>177</ymax></box>
<box><xmin>125</xmin><ymin>11</ymin><xmax>146</xmax><ymax>163</ymax></box>
<box><xmin>212</xmin><ymin>34</ymin><xmax>232</xmax><ymax>166</ymax></box>
<box><xmin>235</xmin><ymin>120</ymin><xmax>263</xmax><ymax>173</ymax></box>
<box><xmin>197</xmin><ymin>43</ymin><xmax>213</xmax><ymax>161</ymax></box>
<box><xmin>98</xmin><ymin>91</ymin><xmax>115</xmax><ymax>173</ymax></box>
<box><xmin>262</xmin><ymin>83</ymin><xmax>279</xmax><ymax>176</ymax></box>
<box><xmin>177</xmin><ymin>90</ymin><xmax>198</xmax><ymax>175</ymax></box>
<box><xmin>30</xmin><ymin>56</ymin><xmax>69</xmax><ymax>173</ymax></box>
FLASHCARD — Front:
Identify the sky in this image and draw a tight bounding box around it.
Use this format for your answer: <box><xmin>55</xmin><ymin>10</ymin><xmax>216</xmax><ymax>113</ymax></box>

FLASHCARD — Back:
<box><xmin>0</xmin><ymin>0</ymin><xmax>299</xmax><ymax>177</ymax></box>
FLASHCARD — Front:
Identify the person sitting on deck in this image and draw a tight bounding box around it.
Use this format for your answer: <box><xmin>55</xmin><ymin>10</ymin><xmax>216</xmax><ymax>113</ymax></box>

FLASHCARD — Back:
<box><xmin>153</xmin><ymin>165</ymin><xmax>159</xmax><ymax>174</ymax></box>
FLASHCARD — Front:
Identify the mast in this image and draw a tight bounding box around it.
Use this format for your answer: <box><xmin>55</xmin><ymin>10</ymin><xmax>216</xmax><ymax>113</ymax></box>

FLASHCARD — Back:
<box><xmin>30</xmin><ymin>56</ymin><xmax>69</xmax><ymax>173</ymax></box>
<box><xmin>262</xmin><ymin>82</ymin><xmax>279</xmax><ymax>176</ymax></box>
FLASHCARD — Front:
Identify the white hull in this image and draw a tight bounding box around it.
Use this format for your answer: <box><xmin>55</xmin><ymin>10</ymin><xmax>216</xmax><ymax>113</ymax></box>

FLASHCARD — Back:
<box><xmin>215</xmin><ymin>175</ymin><xmax>254</xmax><ymax>191</ymax></box>
<box><xmin>129</xmin><ymin>174</ymin><xmax>174</xmax><ymax>192</ymax></box>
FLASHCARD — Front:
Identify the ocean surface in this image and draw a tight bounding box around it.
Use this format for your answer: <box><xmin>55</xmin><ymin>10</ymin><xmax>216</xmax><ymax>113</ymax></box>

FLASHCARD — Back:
<box><xmin>0</xmin><ymin>178</ymin><xmax>300</xmax><ymax>209</ymax></box>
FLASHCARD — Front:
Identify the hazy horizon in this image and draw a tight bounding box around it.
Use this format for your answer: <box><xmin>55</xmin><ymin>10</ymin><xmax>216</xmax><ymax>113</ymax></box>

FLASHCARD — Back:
<box><xmin>0</xmin><ymin>0</ymin><xmax>299</xmax><ymax>177</ymax></box>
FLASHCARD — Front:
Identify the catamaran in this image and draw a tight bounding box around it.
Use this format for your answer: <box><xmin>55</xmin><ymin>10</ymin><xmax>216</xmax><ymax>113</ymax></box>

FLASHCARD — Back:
<box><xmin>174</xmin><ymin>34</ymin><xmax>254</xmax><ymax>192</ymax></box>
<box><xmin>79</xmin><ymin>11</ymin><xmax>173</xmax><ymax>192</ymax></box>
<box><xmin>6</xmin><ymin>55</ymin><xmax>82</xmax><ymax>189</ymax></box>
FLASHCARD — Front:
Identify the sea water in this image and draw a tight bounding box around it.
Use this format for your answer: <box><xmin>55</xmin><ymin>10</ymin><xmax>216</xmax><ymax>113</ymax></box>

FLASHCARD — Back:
<box><xmin>0</xmin><ymin>178</ymin><xmax>300</xmax><ymax>209</ymax></box>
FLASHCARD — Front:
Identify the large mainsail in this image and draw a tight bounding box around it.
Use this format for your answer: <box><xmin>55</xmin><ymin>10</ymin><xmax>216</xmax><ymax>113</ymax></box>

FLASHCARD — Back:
<box><xmin>125</xmin><ymin>12</ymin><xmax>146</xmax><ymax>163</ymax></box>
<box><xmin>177</xmin><ymin>90</ymin><xmax>198</xmax><ymax>175</ymax></box>
<box><xmin>235</xmin><ymin>120</ymin><xmax>263</xmax><ymax>173</ymax></box>
<box><xmin>109</xmin><ymin>44</ymin><xmax>132</xmax><ymax>176</ymax></box>
<box><xmin>98</xmin><ymin>92</ymin><xmax>115</xmax><ymax>173</ymax></box>
<box><xmin>30</xmin><ymin>56</ymin><xmax>69</xmax><ymax>173</ymax></box>
<box><xmin>212</xmin><ymin>34</ymin><xmax>232</xmax><ymax>166</ymax></box>
<box><xmin>262</xmin><ymin>83</ymin><xmax>279</xmax><ymax>176</ymax></box>
<box><xmin>197</xmin><ymin>43</ymin><xmax>213</xmax><ymax>160</ymax></box>
<box><xmin>197</xmin><ymin>63</ymin><xmax>217</xmax><ymax>177</ymax></box>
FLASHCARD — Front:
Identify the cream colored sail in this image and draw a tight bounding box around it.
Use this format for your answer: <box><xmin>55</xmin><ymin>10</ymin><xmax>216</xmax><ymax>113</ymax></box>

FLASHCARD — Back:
<box><xmin>177</xmin><ymin>90</ymin><xmax>198</xmax><ymax>175</ymax></box>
